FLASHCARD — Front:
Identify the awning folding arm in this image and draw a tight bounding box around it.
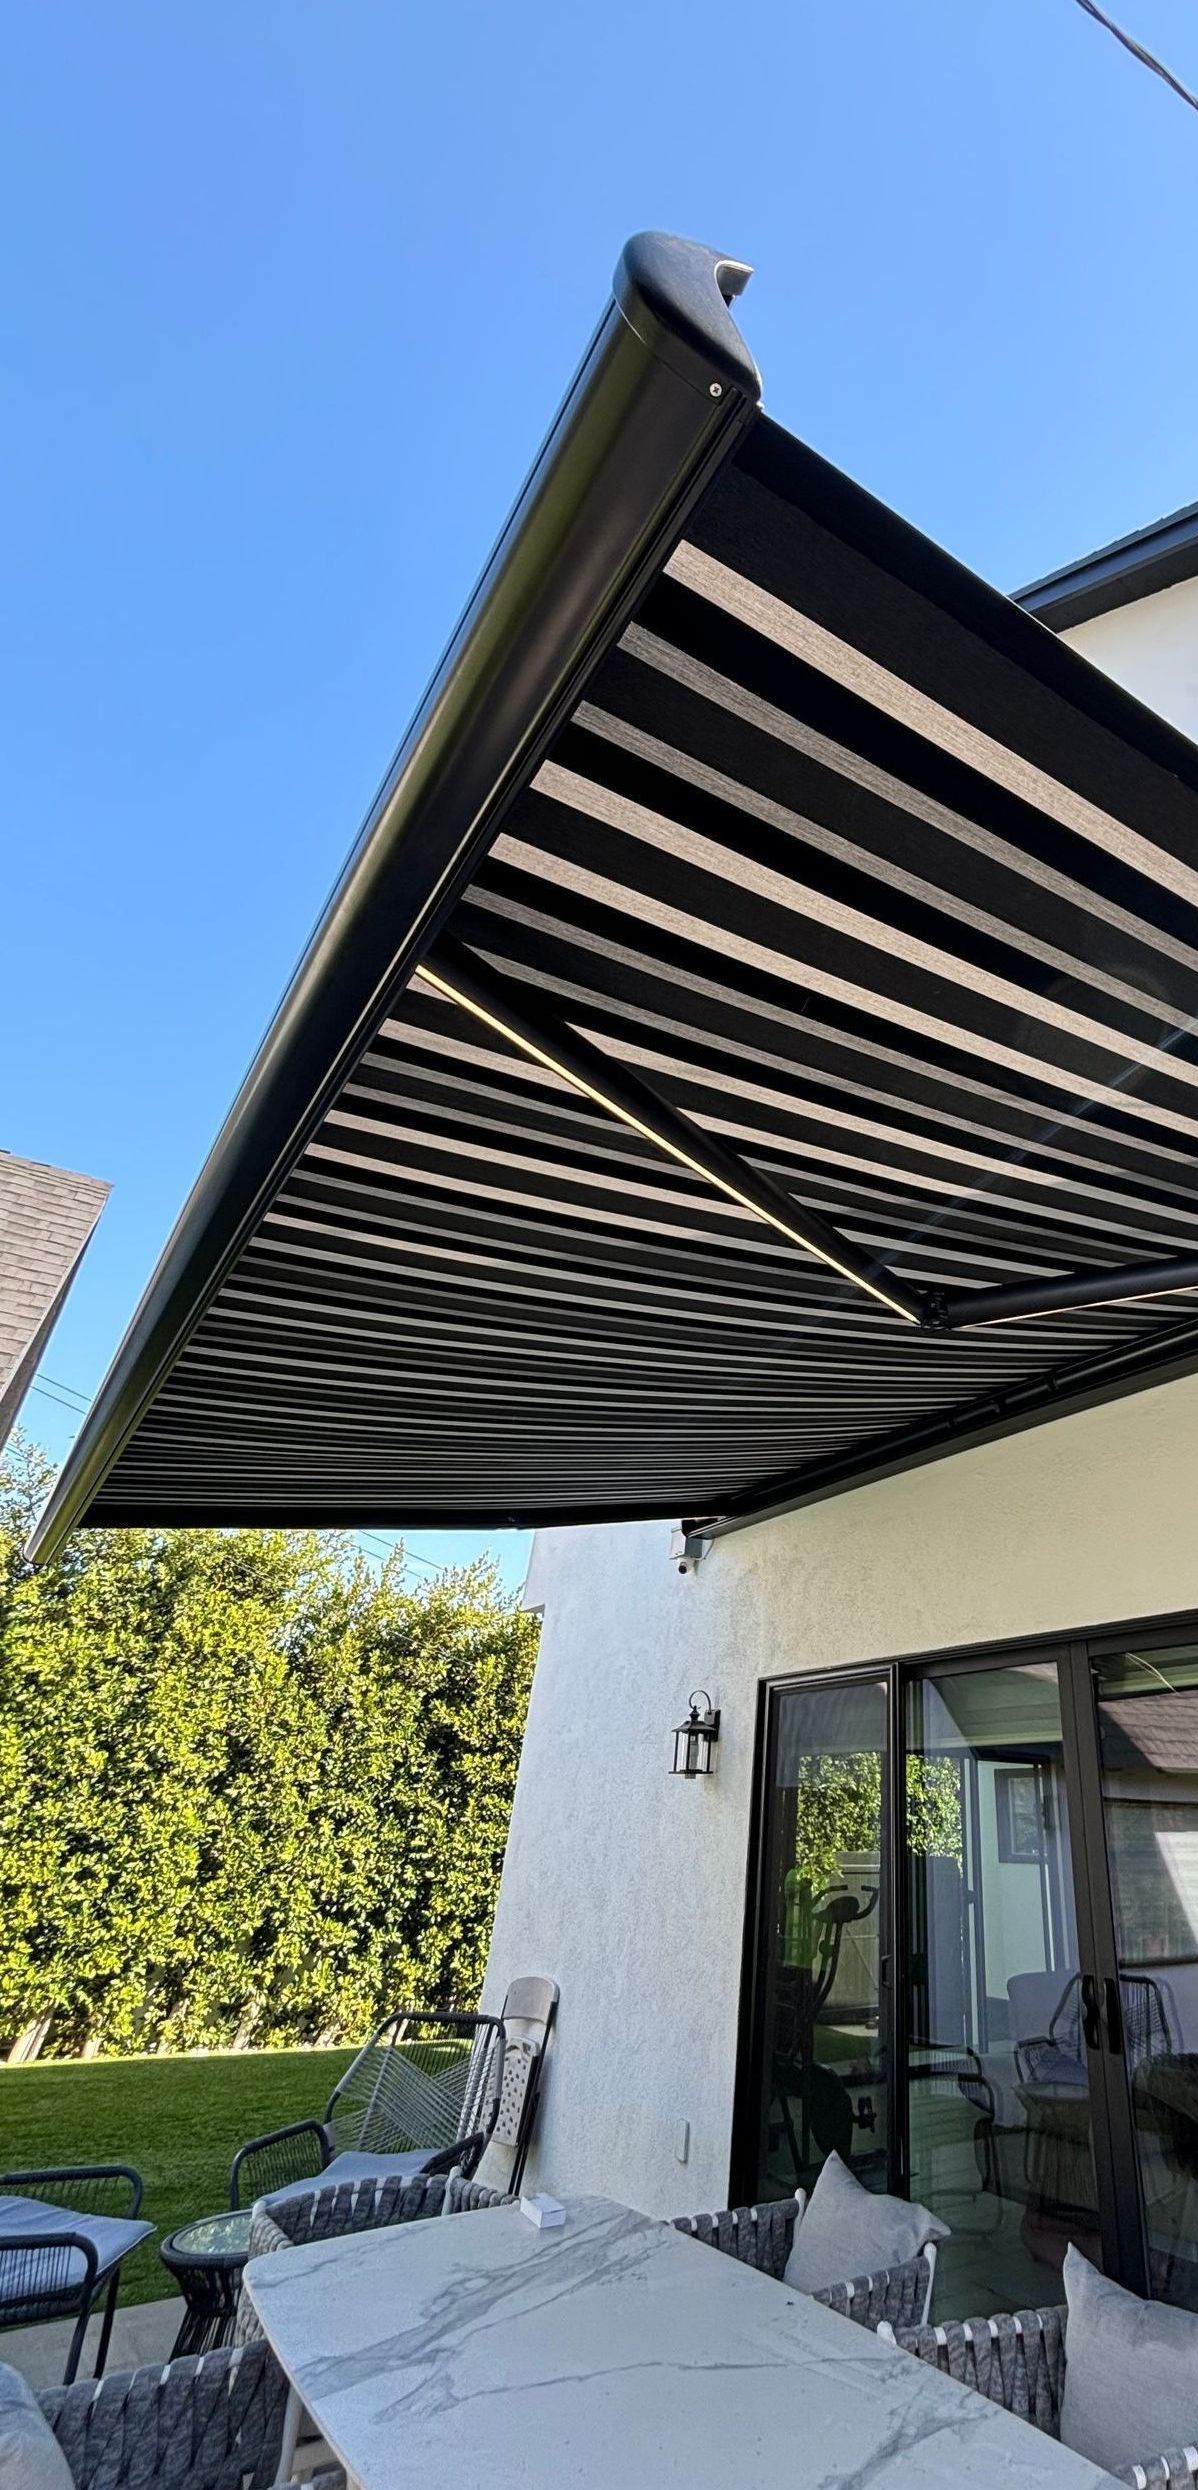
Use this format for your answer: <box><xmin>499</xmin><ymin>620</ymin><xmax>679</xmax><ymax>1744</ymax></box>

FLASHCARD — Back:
<box><xmin>421</xmin><ymin>940</ymin><xmax>926</xmax><ymax>1324</ymax></box>
<box><xmin>926</xmin><ymin>1254</ymin><xmax>1198</xmax><ymax>1330</ymax></box>
<box><xmin>424</xmin><ymin>941</ymin><xmax>1198</xmax><ymax>1342</ymax></box>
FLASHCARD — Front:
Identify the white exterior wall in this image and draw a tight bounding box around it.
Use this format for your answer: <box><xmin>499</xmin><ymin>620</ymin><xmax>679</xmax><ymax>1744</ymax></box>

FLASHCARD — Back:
<box><xmin>1061</xmin><ymin>572</ymin><xmax>1198</xmax><ymax>737</ymax></box>
<box><xmin>486</xmin><ymin>1367</ymin><xmax>1198</xmax><ymax>2215</ymax></box>
<box><xmin>484</xmin><ymin>564</ymin><xmax>1198</xmax><ymax>2219</ymax></box>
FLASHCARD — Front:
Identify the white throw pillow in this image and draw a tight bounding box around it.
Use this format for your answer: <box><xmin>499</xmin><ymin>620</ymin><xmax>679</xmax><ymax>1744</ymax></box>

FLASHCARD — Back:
<box><xmin>782</xmin><ymin>2151</ymin><xmax>949</xmax><ymax>2295</ymax></box>
<box><xmin>0</xmin><ymin>2362</ymin><xmax>74</xmax><ymax>2490</ymax></box>
<box><xmin>1059</xmin><ymin>2244</ymin><xmax>1198</xmax><ymax>2473</ymax></box>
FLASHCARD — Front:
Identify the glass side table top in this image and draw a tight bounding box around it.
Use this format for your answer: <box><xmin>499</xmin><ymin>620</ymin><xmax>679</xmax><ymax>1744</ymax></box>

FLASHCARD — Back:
<box><xmin>166</xmin><ymin>2208</ymin><xmax>254</xmax><ymax>2264</ymax></box>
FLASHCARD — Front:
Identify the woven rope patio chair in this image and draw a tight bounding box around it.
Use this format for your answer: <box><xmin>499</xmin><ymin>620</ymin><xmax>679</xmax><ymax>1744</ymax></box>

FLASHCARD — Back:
<box><xmin>671</xmin><ymin>2194</ymin><xmax>937</xmax><ymax>2328</ymax></box>
<box><xmin>0</xmin><ymin>2163</ymin><xmax>151</xmax><ymax>2383</ymax></box>
<box><xmin>232</xmin><ymin>2167</ymin><xmax>512</xmax><ymax>2348</ymax></box>
<box><xmin>229</xmin><ymin>2007</ymin><xmax>505</xmax><ymax>2206</ymax></box>
<box><xmin>29</xmin><ymin>2335</ymin><xmax>319</xmax><ymax>2489</ymax></box>
<box><xmin>880</xmin><ymin>2305</ymin><xmax>1198</xmax><ymax>2489</ymax></box>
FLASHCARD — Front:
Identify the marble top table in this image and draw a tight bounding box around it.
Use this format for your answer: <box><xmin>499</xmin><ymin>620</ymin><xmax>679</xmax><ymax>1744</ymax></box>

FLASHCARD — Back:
<box><xmin>243</xmin><ymin>2194</ymin><xmax>1120</xmax><ymax>2490</ymax></box>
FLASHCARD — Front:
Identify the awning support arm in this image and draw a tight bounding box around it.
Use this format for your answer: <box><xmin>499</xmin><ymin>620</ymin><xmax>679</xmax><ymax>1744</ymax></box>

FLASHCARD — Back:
<box><xmin>930</xmin><ymin>1252</ymin><xmax>1198</xmax><ymax>1330</ymax></box>
<box><xmin>420</xmin><ymin>937</ymin><xmax>926</xmax><ymax>1325</ymax></box>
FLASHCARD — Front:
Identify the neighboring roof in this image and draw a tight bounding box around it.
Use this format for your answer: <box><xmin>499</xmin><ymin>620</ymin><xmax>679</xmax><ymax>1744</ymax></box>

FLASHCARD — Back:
<box><xmin>1017</xmin><ymin>500</ymin><xmax>1198</xmax><ymax>633</ymax></box>
<box><xmin>27</xmin><ymin>234</ymin><xmax>1198</xmax><ymax>1559</ymax></box>
<box><xmin>1099</xmin><ymin>1694</ymin><xmax>1198</xmax><ymax>1778</ymax></box>
<box><xmin>0</xmin><ymin>1152</ymin><xmax>109</xmax><ymax>1452</ymax></box>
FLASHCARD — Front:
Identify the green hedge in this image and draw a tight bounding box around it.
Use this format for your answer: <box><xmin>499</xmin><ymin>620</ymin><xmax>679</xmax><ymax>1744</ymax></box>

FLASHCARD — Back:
<box><xmin>0</xmin><ymin>1433</ymin><xmax>538</xmax><ymax>2061</ymax></box>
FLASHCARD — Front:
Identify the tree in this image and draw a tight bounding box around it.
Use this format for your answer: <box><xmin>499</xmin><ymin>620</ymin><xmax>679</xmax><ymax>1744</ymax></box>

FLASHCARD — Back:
<box><xmin>0</xmin><ymin>1429</ymin><xmax>538</xmax><ymax>2061</ymax></box>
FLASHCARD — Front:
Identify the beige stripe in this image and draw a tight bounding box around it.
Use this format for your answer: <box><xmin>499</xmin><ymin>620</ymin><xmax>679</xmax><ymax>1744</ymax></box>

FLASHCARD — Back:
<box><xmin>667</xmin><ymin>540</ymin><xmax>1198</xmax><ymax>913</ymax></box>
<box><xmin>602</xmin><ymin>1033</ymin><xmax>1198</xmax><ymax>1230</ymax></box>
<box><xmin>467</xmin><ymin>884</ymin><xmax>1198</xmax><ymax>1147</ymax></box>
<box><xmin>576</xmin><ymin>697</ymin><xmax>1198</xmax><ymax>1031</ymax></box>
<box><xmin>620</xmin><ymin>622</ymin><xmax>1198</xmax><ymax>984</ymax></box>
<box><xmin>449</xmin><ymin>960</ymin><xmax>1198</xmax><ymax>1177</ymax></box>
<box><xmin>519</xmin><ymin>766</ymin><xmax>1198</xmax><ymax>1092</ymax></box>
<box><xmin>323</xmin><ymin>1105</ymin><xmax>751</xmax><ymax>1222</ymax></box>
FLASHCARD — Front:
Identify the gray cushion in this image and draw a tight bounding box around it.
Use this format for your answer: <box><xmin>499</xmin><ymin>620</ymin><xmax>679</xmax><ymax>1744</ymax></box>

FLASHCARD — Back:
<box><xmin>1060</xmin><ymin>2242</ymin><xmax>1198</xmax><ymax>2472</ymax></box>
<box><xmin>0</xmin><ymin>2361</ymin><xmax>73</xmax><ymax>2490</ymax></box>
<box><xmin>0</xmin><ymin>2195</ymin><xmax>152</xmax><ymax>2306</ymax></box>
<box><xmin>781</xmin><ymin>2151</ymin><xmax>949</xmax><ymax>2295</ymax></box>
<box><xmin>263</xmin><ymin>2148</ymin><xmax>435</xmax><ymax>2207</ymax></box>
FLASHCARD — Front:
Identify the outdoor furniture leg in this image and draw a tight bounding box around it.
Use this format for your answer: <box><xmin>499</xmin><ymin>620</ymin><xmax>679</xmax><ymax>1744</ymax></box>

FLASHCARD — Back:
<box><xmin>273</xmin><ymin>2381</ymin><xmax>302</xmax><ymax>2488</ymax></box>
<box><xmin>62</xmin><ymin>2295</ymin><xmax>93</xmax><ymax>2388</ymax></box>
<box><xmin>92</xmin><ymin>2266</ymin><xmax>121</xmax><ymax>2377</ymax></box>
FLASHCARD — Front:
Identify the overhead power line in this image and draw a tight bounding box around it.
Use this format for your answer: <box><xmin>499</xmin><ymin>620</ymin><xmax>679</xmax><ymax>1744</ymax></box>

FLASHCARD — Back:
<box><xmin>1070</xmin><ymin>0</ymin><xmax>1198</xmax><ymax>115</ymax></box>
<box><xmin>30</xmin><ymin>1380</ymin><xmax>89</xmax><ymax>1416</ymax></box>
<box><xmin>35</xmin><ymin>1372</ymin><xmax>90</xmax><ymax>1408</ymax></box>
<box><xmin>355</xmin><ymin>1529</ymin><xmax>441</xmax><ymax>1574</ymax></box>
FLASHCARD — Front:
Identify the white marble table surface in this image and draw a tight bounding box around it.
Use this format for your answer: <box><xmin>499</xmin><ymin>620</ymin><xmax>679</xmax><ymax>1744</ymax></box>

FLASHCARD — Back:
<box><xmin>243</xmin><ymin>2194</ymin><xmax>1121</xmax><ymax>2490</ymax></box>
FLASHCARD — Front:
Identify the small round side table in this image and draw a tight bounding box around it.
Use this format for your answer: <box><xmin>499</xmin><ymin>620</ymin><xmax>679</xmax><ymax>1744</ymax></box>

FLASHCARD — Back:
<box><xmin>160</xmin><ymin>2207</ymin><xmax>254</xmax><ymax>2356</ymax></box>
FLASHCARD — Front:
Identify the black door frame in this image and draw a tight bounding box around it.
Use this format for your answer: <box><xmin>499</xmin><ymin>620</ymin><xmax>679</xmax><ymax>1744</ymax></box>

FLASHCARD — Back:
<box><xmin>731</xmin><ymin>1605</ymin><xmax>1198</xmax><ymax>2293</ymax></box>
<box><xmin>730</xmin><ymin>1663</ymin><xmax>898</xmax><ymax>2213</ymax></box>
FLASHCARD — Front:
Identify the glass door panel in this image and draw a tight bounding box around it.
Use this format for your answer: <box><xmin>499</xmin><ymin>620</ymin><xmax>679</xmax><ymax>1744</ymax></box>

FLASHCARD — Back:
<box><xmin>1094</xmin><ymin>1643</ymin><xmax>1198</xmax><ymax>2308</ymax></box>
<box><xmin>906</xmin><ymin>1663</ymin><xmax>1100</xmax><ymax>2314</ymax></box>
<box><xmin>749</xmin><ymin>1678</ymin><xmax>889</xmax><ymax>2203</ymax></box>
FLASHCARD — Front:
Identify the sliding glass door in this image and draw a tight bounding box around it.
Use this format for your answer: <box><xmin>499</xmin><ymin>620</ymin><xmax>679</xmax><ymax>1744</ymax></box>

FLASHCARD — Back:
<box><xmin>744</xmin><ymin>1677</ymin><xmax>890</xmax><ymax>2203</ymax></box>
<box><xmin>1092</xmin><ymin>1639</ymin><xmax>1198</xmax><ymax>2309</ymax></box>
<box><xmin>737</xmin><ymin>1618</ymin><xmax>1198</xmax><ymax>2315</ymax></box>
<box><xmin>905</xmin><ymin>1661</ymin><xmax>1101</xmax><ymax>2314</ymax></box>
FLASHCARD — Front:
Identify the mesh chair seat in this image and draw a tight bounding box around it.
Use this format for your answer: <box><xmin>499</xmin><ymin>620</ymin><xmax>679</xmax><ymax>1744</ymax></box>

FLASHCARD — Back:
<box><xmin>261</xmin><ymin>2148</ymin><xmax>437</xmax><ymax>2207</ymax></box>
<box><xmin>0</xmin><ymin>2198</ymin><xmax>151</xmax><ymax>2304</ymax></box>
<box><xmin>0</xmin><ymin>2167</ymin><xmax>148</xmax><ymax>2384</ymax></box>
<box><xmin>230</xmin><ymin>2009</ymin><xmax>506</xmax><ymax>2207</ymax></box>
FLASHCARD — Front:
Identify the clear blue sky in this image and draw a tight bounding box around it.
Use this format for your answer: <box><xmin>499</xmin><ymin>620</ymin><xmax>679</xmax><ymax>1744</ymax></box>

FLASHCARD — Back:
<box><xmin>5</xmin><ymin>0</ymin><xmax>1198</xmax><ymax>1594</ymax></box>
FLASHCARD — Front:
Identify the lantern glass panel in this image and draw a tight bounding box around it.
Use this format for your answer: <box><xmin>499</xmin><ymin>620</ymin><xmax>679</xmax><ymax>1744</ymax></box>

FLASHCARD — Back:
<box><xmin>672</xmin><ymin>1701</ymin><xmax>718</xmax><ymax>1776</ymax></box>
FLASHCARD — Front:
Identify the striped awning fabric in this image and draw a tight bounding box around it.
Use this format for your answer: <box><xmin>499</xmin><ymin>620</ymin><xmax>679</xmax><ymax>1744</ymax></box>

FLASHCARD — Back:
<box><xmin>84</xmin><ymin>410</ymin><xmax>1198</xmax><ymax>1531</ymax></box>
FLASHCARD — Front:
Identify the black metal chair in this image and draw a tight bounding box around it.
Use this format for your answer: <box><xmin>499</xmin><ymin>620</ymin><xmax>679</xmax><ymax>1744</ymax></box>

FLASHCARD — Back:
<box><xmin>0</xmin><ymin>2163</ymin><xmax>150</xmax><ymax>2383</ymax></box>
<box><xmin>908</xmin><ymin>2037</ymin><xmax>1002</xmax><ymax>2211</ymax></box>
<box><xmin>1015</xmin><ymin>1970</ymin><xmax>1174</xmax><ymax>2090</ymax></box>
<box><xmin>230</xmin><ymin>2008</ymin><xmax>506</xmax><ymax>2207</ymax></box>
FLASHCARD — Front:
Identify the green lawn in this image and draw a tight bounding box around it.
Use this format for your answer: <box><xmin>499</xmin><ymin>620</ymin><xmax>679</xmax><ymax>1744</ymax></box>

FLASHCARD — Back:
<box><xmin>1</xmin><ymin>2048</ymin><xmax>357</xmax><ymax>2306</ymax></box>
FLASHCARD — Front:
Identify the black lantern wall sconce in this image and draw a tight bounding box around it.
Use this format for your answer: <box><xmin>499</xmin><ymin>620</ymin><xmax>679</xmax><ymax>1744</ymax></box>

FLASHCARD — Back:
<box><xmin>671</xmin><ymin>1691</ymin><xmax>720</xmax><ymax>1779</ymax></box>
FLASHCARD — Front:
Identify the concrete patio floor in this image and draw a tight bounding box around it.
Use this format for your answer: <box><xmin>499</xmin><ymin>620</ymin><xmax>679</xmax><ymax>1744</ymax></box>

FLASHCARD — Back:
<box><xmin>3</xmin><ymin>2295</ymin><xmax>181</xmax><ymax>2390</ymax></box>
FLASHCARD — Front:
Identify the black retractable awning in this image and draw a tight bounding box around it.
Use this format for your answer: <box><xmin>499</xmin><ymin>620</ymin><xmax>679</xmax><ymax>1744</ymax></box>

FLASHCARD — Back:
<box><xmin>30</xmin><ymin>234</ymin><xmax>1198</xmax><ymax>1560</ymax></box>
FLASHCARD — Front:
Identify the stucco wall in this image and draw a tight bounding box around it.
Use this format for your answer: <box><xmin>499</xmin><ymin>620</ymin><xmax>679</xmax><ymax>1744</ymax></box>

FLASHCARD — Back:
<box><xmin>1061</xmin><ymin>571</ymin><xmax>1198</xmax><ymax>738</ymax></box>
<box><xmin>484</xmin><ymin>1366</ymin><xmax>1198</xmax><ymax>2216</ymax></box>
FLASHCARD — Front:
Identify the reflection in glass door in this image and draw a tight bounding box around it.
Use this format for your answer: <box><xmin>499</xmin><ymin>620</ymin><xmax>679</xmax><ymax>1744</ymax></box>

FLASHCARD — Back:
<box><xmin>906</xmin><ymin>1663</ymin><xmax>1100</xmax><ymax>2315</ymax></box>
<box><xmin>748</xmin><ymin>1679</ymin><xmax>889</xmax><ymax>2204</ymax></box>
<box><xmin>1094</xmin><ymin>1644</ymin><xmax>1198</xmax><ymax>2309</ymax></box>
<box><xmin>739</xmin><ymin>1624</ymin><xmax>1198</xmax><ymax>2315</ymax></box>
